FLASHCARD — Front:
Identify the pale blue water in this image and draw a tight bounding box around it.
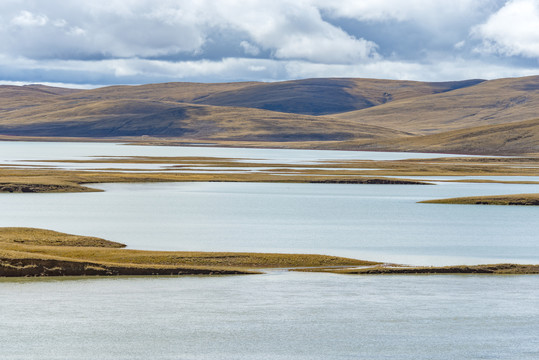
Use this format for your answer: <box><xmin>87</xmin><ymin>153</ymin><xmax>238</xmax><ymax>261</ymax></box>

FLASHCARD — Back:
<box><xmin>0</xmin><ymin>140</ymin><xmax>482</xmax><ymax>164</ymax></box>
<box><xmin>0</xmin><ymin>181</ymin><xmax>537</xmax><ymax>265</ymax></box>
<box><xmin>0</xmin><ymin>273</ymin><xmax>538</xmax><ymax>360</ymax></box>
<box><xmin>0</xmin><ymin>141</ymin><xmax>538</xmax><ymax>360</ymax></box>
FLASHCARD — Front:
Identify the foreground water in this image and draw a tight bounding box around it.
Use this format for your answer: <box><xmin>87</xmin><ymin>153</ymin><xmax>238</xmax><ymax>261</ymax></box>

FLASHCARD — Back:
<box><xmin>1</xmin><ymin>273</ymin><xmax>538</xmax><ymax>360</ymax></box>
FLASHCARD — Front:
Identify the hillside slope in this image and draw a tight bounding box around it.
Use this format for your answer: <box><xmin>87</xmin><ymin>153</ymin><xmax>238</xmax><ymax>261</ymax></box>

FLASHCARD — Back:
<box><xmin>190</xmin><ymin>78</ymin><xmax>484</xmax><ymax>115</ymax></box>
<box><xmin>0</xmin><ymin>76</ymin><xmax>537</xmax><ymax>155</ymax></box>
<box><xmin>351</xmin><ymin>118</ymin><xmax>539</xmax><ymax>155</ymax></box>
<box><xmin>1</xmin><ymin>78</ymin><xmax>484</xmax><ymax>116</ymax></box>
<box><xmin>333</xmin><ymin>75</ymin><xmax>539</xmax><ymax>134</ymax></box>
<box><xmin>0</xmin><ymin>98</ymin><xmax>409</xmax><ymax>140</ymax></box>
<box><xmin>0</xmin><ymin>85</ymin><xmax>82</xmax><ymax>112</ymax></box>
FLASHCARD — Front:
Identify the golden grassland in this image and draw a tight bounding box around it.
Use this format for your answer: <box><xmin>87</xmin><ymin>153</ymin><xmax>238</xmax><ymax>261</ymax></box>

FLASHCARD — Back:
<box><xmin>420</xmin><ymin>193</ymin><xmax>539</xmax><ymax>206</ymax></box>
<box><xmin>0</xmin><ymin>228</ymin><xmax>376</xmax><ymax>277</ymax></box>
<box><xmin>0</xmin><ymin>227</ymin><xmax>126</xmax><ymax>247</ymax></box>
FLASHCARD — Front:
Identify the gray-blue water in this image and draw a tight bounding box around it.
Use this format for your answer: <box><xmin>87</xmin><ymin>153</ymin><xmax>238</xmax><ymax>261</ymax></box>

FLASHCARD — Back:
<box><xmin>0</xmin><ymin>140</ymin><xmax>482</xmax><ymax>163</ymax></box>
<box><xmin>1</xmin><ymin>273</ymin><xmax>538</xmax><ymax>360</ymax></box>
<box><xmin>0</xmin><ymin>141</ymin><xmax>537</xmax><ymax>359</ymax></box>
<box><xmin>1</xmin><ymin>181</ymin><xmax>537</xmax><ymax>265</ymax></box>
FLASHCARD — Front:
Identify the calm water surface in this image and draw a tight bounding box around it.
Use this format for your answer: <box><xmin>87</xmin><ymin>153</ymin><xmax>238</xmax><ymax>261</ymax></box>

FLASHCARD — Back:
<box><xmin>1</xmin><ymin>140</ymin><xmax>483</xmax><ymax>166</ymax></box>
<box><xmin>1</xmin><ymin>273</ymin><xmax>538</xmax><ymax>360</ymax></box>
<box><xmin>1</xmin><ymin>141</ymin><xmax>538</xmax><ymax>360</ymax></box>
<box><xmin>0</xmin><ymin>181</ymin><xmax>537</xmax><ymax>265</ymax></box>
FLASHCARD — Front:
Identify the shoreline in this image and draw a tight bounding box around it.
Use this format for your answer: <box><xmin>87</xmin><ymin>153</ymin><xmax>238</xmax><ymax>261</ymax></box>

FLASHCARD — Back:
<box><xmin>419</xmin><ymin>193</ymin><xmax>539</xmax><ymax>206</ymax></box>
<box><xmin>0</xmin><ymin>135</ymin><xmax>537</xmax><ymax>157</ymax></box>
<box><xmin>294</xmin><ymin>264</ymin><xmax>539</xmax><ymax>275</ymax></box>
<box><xmin>1</xmin><ymin>153</ymin><xmax>537</xmax><ymax>194</ymax></box>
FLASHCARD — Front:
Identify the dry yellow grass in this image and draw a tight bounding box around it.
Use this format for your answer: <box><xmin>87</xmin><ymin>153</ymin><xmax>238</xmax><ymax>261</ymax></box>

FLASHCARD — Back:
<box><xmin>0</xmin><ymin>227</ymin><xmax>126</xmax><ymax>247</ymax></box>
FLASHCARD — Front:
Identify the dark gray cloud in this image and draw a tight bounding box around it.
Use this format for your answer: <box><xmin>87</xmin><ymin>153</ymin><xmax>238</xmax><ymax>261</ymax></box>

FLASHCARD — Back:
<box><xmin>0</xmin><ymin>0</ymin><xmax>537</xmax><ymax>87</ymax></box>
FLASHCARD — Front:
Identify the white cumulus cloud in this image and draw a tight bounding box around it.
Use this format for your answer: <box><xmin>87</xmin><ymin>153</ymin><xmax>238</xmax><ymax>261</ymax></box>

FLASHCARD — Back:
<box><xmin>11</xmin><ymin>10</ymin><xmax>48</xmax><ymax>27</ymax></box>
<box><xmin>0</xmin><ymin>0</ymin><xmax>537</xmax><ymax>85</ymax></box>
<box><xmin>472</xmin><ymin>0</ymin><xmax>539</xmax><ymax>58</ymax></box>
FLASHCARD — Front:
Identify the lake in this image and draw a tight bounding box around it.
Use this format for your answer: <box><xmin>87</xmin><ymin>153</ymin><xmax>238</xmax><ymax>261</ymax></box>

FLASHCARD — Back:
<box><xmin>0</xmin><ymin>141</ymin><xmax>538</xmax><ymax>359</ymax></box>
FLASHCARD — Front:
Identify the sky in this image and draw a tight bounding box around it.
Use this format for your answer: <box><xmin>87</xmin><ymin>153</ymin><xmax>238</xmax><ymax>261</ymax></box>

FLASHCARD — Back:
<box><xmin>0</xmin><ymin>0</ymin><xmax>538</xmax><ymax>87</ymax></box>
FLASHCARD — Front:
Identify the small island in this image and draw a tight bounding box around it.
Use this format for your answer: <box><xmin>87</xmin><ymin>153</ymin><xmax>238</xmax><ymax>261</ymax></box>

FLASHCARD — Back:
<box><xmin>420</xmin><ymin>193</ymin><xmax>539</xmax><ymax>206</ymax></box>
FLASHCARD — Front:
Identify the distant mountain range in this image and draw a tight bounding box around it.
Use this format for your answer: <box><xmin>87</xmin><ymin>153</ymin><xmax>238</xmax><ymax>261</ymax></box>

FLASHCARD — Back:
<box><xmin>0</xmin><ymin>76</ymin><xmax>537</xmax><ymax>155</ymax></box>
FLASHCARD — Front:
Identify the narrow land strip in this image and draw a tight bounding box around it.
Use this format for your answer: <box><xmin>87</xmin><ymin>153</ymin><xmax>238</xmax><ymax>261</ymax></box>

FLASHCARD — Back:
<box><xmin>1</xmin><ymin>155</ymin><xmax>537</xmax><ymax>193</ymax></box>
<box><xmin>294</xmin><ymin>264</ymin><xmax>539</xmax><ymax>275</ymax></box>
<box><xmin>1</xmin><ymin>228</ymin><xmax>537</xmax><ymax>277</ymax></box>
<box><xmin>419</xmin><ymin>193</ymin><xmax>539</xmax><ymax>205</ymax></box>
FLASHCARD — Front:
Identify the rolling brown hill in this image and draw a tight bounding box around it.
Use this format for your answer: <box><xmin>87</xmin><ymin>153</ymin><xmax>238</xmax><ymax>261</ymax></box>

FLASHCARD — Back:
<box><xmin>0</xmin><ymin>84</ymin><xmax>82</xmax><ymax>112</ymax></box>
<box><xmin>0</xmin><ymin>98</ymin><xmax>409</xmax><ymax>140</ymax></box>
<box><xmin>3</xmin><ymin>78</ymin><xmax>483</xmax><ymax>115</ymax></box>
<box><xmin>189</xmin><ymin>78</ymin><xmax>484</xmax><ymax>115</ymax></box>
<box><xmin>0</xmin><ymin>76</ymin><xmax>537</xmax><ymax>155</ymax></box>
<box><xmin>332</xmin><ymin>75</ymin><xmax>539</xmax><ymax>134</ymax></box>
<box><xmin>344</xmin><ymin>118</ymin><xmax>539</xmax><ymax>155</ymax></box>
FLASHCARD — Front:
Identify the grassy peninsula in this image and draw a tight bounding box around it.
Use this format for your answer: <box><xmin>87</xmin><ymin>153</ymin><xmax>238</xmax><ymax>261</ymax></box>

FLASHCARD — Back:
<box><xmin>420</xmin><ymin>193</ymin><xmax>539</xmax><ymax>205</ymax></box>
<box><xmin>1</xmin><ymin>228</ymin><xmax>538</xmax><ymax>277</ymax></box>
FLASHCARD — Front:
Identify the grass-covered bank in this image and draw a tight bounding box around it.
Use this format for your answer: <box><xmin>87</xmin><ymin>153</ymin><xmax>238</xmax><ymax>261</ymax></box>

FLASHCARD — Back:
<box><xmin>1</xmin><ymin>228</ymin><xmax>538</xmax><ymax>277</ymax></box>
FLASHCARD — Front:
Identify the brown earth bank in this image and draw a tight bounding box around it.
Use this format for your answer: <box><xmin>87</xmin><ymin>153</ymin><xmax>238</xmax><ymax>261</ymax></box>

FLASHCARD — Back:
<box><xmin>0</xmin><ymin>258</ymin><xmax>253</xmax><ymax>277</ymax></box>
<box><xmin>0</xmin><ymin>182</ymin><xmax>98</xmax><ymax>193</ymax></box>
<box><xmin>1</xmin><ymin>228</ymin><xmax>537</xmax><ymax>277</ymax></box>
<box><xmin>420</xmin><ymin>193</ymin><xmax>539</xmax><ymax>205</ymax></box>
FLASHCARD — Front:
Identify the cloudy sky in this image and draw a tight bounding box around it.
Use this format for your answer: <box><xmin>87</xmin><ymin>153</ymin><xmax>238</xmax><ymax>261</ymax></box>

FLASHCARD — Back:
<box><xmin>1</xmin><ymin>0</ymin><xmax>538</xmax><ymax>87</ymax></box>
